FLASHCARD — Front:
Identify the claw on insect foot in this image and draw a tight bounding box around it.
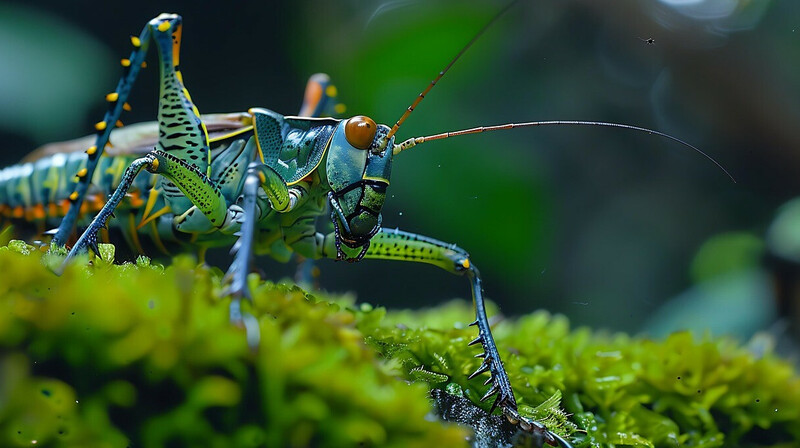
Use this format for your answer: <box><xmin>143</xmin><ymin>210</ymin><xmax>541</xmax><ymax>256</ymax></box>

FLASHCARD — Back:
<box><xmin>502</xmin><ymin>407</ymin><xmax>575</xmax><ymax>448</ymax></box>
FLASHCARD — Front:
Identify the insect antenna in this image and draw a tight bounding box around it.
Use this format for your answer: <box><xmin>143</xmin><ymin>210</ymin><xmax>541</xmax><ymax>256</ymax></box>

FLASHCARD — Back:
<box><xmin>392</xmin><ymin>120</ymin><xmax>736</xmax><ymax>182</ymax></box>
<box><xmin>378</xmin><ymin>0</ymin><xmax>521</xmax><ymax>150</ymax></box>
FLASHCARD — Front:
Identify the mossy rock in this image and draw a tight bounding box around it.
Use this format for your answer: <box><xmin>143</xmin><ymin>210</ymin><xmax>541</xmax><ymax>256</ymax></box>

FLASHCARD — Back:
<box><xmin>0</xmin><ymin>241</ymin><xmax>798</xmax><ymax>447</ymax></box>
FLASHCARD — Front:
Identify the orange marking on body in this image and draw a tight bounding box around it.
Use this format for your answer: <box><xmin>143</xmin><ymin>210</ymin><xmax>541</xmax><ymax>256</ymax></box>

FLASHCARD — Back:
<box><xmin>123</xmin><ymin>102</ymin><xmax>132</xmax><ymax>111</ymax></box>
<box><xmin>300</xmin><ymin>79</ymin><xmax>323</xmax><ymax>117</ymax></box>
<box><xmin>90</xmin><ymin>195</ymin><xmax>106</xmax><ymax>211</ymax></box>
<box><xmin>12</xmin><ymin>206</ymin><xmax>23</xmax><ymax>218</ymax></box>
<box><xmin>32</xmin><ymin>204</ymin><xmax>45</xmax><ymax>220</ymax></box>
<box><xmin>172</xmin><ymin>24</ymin><xmax>182</xmax><ymax>67</ymax></box>
<box><xmin>116</xmin><ymin>120</ymin><xmax>124</xmax><ymax>128</ymax></box>
<box><xmin>126</xmin><ymin>191</ymin><xmax>145</xmax><ymax>208</ymax></box>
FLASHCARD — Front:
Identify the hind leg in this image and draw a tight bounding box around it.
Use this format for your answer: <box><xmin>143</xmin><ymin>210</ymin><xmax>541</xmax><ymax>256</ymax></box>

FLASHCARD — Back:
<box><xmin>53</xmin><ymin>20</ymin><xmax>154</xmax><ymax>245</ymax></box>
<box><xmin>138</xmin><ymin>14</ymin><xmax>235</xmax><ymax>234</ymax></box>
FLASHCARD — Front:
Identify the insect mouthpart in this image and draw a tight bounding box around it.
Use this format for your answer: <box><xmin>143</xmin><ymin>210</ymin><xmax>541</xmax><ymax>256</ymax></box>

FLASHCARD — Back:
<box><xmin>327</xmin><ymin>187</ymin><xmax>383</xmax><ymax>262</ymax></box>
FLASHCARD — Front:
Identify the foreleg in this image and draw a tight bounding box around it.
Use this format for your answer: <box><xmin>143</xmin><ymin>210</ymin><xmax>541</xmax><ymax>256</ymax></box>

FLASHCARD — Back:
<box><xmin>315</xmin><ymin>228</ymin><xmax>573</xmax><ymax>447</ymax></box>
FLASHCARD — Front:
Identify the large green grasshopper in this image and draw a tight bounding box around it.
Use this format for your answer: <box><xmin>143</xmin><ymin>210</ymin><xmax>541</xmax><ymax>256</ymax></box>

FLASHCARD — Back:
<box><xmin>0</xmin><ymin>9</ymin><xmax>733</xmax><ymax>448</ymax></box>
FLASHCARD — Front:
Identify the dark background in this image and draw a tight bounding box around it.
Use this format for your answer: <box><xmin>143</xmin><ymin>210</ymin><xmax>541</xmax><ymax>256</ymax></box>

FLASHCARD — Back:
<box><xmin>1</xmin><ymin>0</ymin><xmax>797</xmax><ymax>336</ymax></box>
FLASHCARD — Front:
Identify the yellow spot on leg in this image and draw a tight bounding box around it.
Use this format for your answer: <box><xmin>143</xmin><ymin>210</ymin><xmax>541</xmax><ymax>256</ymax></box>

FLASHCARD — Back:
<box><xmin>335</xmin><ymin>103</ymin><xmax>347</xmax><ymax>114</ymax></box>
<box><xmin>157</xmin><ymin>21</ymin><xmax>171</xmax><ymax>32</ymax></box>
<box><xmin>121</xmin><ymin>58</ymin><xmax>131</xmax><ymax>67</ymax></box>
<box><xmin>326</xmin><ymin>85</ymin><xmax>338</xmax><ymax>97</ymax></box>
<box><xmin>123</xmin><ymin>102</ymin><xmax>132</xmax><ymax>111</ymax></box>
<box><xmin>130</xmin><ymin>35</ymin><xmax>141</xmax><ymax>47</ymax></box>
<box><xmin>69</xmin><ymin>192</ymin><xmax>79</xmax><ymax>201</ymax></box>
<box><xmin>106</xmin><ymin>92</ymin><xmax>119</xmax><ymax>102</ymax></box>
<box><xmin>95</xmin><ymin>121</ymin><xmax>107</xmax><ymax>131</ymax></box>
<box><xmin>77</xmin><ymin>168</ymin><xmax>88</xmax><ymax>177</ymax></box>
<box><xmin>86</xmin><ymin>146</ymin><xmax>97</xmax><ymax>155</ymax></box>
<box><xmin>461</xmin><ymin>258</ymin><xmax>470</xmax><ymax>269</ymax></box>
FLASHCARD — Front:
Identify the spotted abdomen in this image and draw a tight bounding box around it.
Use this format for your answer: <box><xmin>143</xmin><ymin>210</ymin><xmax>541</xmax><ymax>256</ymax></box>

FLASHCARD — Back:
<box><xmin>0</xmin><ymin>151</ymin><xmax>152</xmax><ymax>226</ymax></box>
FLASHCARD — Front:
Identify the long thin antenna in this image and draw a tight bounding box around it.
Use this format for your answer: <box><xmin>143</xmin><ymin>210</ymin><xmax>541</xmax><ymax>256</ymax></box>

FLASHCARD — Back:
<box><xmin>380</xmin><ymin>0</ymin><xmax>521</xmax><ymax>148</ymax></box>
<box><xmin>392</xmin><ymin>120</ymin><xmax>736</xmax><ymax>182</ymax></box>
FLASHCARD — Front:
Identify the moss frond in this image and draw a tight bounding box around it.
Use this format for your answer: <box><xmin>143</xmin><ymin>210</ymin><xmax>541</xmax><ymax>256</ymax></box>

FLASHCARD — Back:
<box><xmin>1</xmin><ymin>242</ymin><xmax>798</xmax><ymax>447</ymax></box>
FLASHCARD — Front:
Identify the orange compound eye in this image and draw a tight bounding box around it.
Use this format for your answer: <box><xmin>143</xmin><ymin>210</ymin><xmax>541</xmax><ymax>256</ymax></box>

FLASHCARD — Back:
<box><xmin>344</xmin><ymin>116</ymin><xmax>377</xmax><ymax>150</ymax></box>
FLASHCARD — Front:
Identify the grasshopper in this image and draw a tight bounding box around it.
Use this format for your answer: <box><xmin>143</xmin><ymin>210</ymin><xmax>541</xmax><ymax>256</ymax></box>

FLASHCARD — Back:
<box><xmin>0</xmin><ymin>5</ymin><xmax>732</xmax><ymax>447</ymax></box>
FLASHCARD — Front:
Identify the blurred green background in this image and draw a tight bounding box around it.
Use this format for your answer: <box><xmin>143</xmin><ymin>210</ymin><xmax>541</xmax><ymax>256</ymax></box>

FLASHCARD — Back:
<box><xmin>1</xmin><ymin>0</ymin><xmax>798</xmax><ymax>337</ymax></box>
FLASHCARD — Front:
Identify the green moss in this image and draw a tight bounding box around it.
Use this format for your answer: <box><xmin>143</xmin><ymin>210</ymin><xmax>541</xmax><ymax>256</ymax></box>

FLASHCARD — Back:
<box><xmin>0</xmin><ymin>242</ymin><xmax>798</xmax><ymax>447</ymax></box>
